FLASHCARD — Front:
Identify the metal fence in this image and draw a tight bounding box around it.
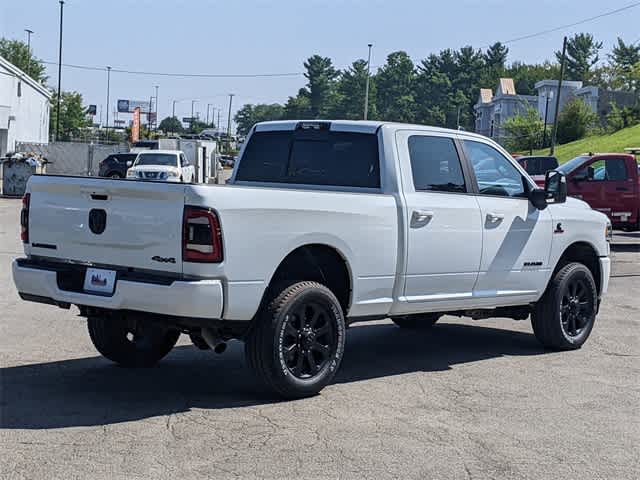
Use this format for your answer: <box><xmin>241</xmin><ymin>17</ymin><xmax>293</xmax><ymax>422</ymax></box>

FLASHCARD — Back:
<box><xmin>15</xmin><ymin>141</ymin><xmax>129</xmax><ymax>176</ymax></box>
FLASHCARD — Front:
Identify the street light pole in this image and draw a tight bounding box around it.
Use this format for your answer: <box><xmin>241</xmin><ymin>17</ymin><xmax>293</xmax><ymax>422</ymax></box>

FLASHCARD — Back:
<box><xmin>226</xmin><ymin>94</ymin><xmax>235</xmax><ymax>145</ymax></box>
<box><xmin>105</xmin><ymin>66</ymin><xmax>111</xmax><ymax>134</ymax></box>
<box><xmin>55</xmin><ymin>1</ymin><xmax>64</xmax><ymax>141</ymax></box>
<box><xmin>24</xmin><ymin>29</ymin><xmax>34</xmax><ymax>74</ymax></box>
<box><xmin>364</xmin><ymin>43</ymin><xmax>373</xmax><ymax>120</ymax></box>
<box><xmin>191</xmin><ymin>100</ymin><xmax>196</xmax><ymax>132</ymax></box>
<box><xmin>154</xmin><ymin>85</ymin><xmax>159</xmax><ymax>132</ymax></box>
<box><xmin>542</xmin><ymin>91</ymin><xmax>552</xmax><ymax>147</ymax></box>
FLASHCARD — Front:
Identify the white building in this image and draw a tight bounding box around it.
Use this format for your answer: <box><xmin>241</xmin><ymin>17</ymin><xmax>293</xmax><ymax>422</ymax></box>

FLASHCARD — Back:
<box><xmin>0</xmin><ymin>55</ymin><xmax>51</xmax><ymax>156</ymax></box>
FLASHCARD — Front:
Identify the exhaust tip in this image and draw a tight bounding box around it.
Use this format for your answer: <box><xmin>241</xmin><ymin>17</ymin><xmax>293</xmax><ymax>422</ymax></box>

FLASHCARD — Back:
<box><xmin>213</xmin><ymin>342</ymin><xmax>227</xmax><ymax>354</ymax></box>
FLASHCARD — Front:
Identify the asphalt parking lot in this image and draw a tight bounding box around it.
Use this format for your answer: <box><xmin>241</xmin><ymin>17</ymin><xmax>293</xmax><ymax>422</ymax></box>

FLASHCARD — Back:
<box><xmin>0</xmin><ymin>197</ymin><xmax>638</xmax><ymax>480</ymax></box>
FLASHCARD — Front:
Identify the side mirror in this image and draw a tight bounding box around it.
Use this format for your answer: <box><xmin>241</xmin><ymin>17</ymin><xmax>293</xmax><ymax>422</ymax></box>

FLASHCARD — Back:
<box><xmin>126</xmin><ymin>160</ymin><xmax>133</xmax><ymax>167</ymax></box>
<box><xmin>529</xmin><ymin>188</ymin><xmax>548</xmax><ymax>210</ymax></box>
<box><xmin>545</xmin><ymin>170</ymin><xmax>567</xmax><ymax>204</ymax></box>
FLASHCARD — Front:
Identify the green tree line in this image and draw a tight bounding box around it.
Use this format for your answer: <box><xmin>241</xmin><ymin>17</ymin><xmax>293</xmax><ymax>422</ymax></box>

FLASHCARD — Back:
<box><xmin>235</xmin><ymin>34</ymin><xmax>640</xmax><ymax>138</ymax></box>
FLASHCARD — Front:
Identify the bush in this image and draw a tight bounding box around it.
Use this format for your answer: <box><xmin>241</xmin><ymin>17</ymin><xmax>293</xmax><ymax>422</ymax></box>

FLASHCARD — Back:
<box><xmin>502</xmin><ymin>106</ymin><xmax>543</xmax><ymax>152</ymax></box>
<box><xmin>557</xmin><ymin>98</ymin><xmax>597</xmax><ymax>144</ymax></box>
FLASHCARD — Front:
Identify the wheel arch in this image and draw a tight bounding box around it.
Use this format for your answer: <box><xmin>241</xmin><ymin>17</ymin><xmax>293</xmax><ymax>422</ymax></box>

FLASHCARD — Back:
<box><xmin>259</xmin><ymin>243</ymin><xmax>353</xmax><ymax>316</ymax></box>
<box><xmin>552</xmin><ymin>241</ymin><xmax>602</xmax><ymax>295</ymax></box>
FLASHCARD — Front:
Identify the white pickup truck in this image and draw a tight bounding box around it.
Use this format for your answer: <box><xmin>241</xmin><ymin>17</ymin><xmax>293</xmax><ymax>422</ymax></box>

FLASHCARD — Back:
<box><xmin>13</xmin><ymin>120</ymin><xmax>611</xmax><ymax>398</ymax></box>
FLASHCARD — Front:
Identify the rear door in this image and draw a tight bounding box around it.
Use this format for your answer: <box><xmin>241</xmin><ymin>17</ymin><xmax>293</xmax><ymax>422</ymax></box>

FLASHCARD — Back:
<box><xmin>396</xmin><ymin>130</ymin><xmax>482</xmax><ymax>306</ymax></box>
<box><xmin>27</xmin><ymin>176</ymin><xmax>185</xmax><ymax>273</ymax></box>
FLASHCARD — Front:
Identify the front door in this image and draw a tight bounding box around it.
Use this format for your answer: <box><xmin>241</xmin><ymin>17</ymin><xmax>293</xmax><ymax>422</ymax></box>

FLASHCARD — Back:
<box><xmin>569</xmin><ymin>156</ymin><xmax>632</xmax><ymax>222</ymax></box>
<box><xmin>461</xmin><ymin>139</ymin><xmax>553</xmax><ymax>300</ymax></box>
<box><xmin>396</xmin><ymin>131</ymin><xmax>483</xmax><ymax>311</ymax></box>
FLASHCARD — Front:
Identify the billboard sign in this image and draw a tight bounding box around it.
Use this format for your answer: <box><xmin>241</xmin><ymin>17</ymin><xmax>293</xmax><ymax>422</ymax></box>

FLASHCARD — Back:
<box><xmin>117</xmin><ymin>99</ymin><xmax>152</xmax><ymax>114</ymax></box>
<box><xmin>86</xmin><ymin>104</ymin><xmax>97</xmax><ymax>115</ymax></box>
<box><xmin>131</xmin><ymin>107</ymin><xmax>141</xmax><ymax>143</ymax></box>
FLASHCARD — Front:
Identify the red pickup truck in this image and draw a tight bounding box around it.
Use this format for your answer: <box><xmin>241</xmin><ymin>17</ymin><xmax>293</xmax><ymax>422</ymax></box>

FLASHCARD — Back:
<box><xmin>538</xmin><ymin>153</ymin><xmax>640</xmax><ymax>231</ymax></box>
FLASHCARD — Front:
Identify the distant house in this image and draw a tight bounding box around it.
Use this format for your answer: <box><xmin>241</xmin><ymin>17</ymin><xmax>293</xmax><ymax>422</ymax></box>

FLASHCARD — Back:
<box><xmin>474</xmin><ymin>78</ymin><xmax>537</xmax><ymax>139</ymax></box>
<box><xmin>475</xmin><ymin>77</ymin><xmax>639</xmax><ymax>141</ymax></box>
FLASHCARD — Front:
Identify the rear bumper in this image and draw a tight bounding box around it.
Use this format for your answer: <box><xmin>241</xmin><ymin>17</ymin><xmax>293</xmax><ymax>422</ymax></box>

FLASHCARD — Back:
<box><xmin>599</xmin><ymin>256</ymin><xmax>611</xmax><ymax>297</ymax></box>
<box><xmin>12</xmin><ymin>259</ymin><xmax>223</xmax><ymax>319</ymax></box>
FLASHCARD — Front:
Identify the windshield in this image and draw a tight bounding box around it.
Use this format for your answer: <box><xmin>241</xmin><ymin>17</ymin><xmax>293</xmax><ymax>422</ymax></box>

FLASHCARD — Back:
<box><xmin>134</xmin><ymin>153</ymin><xmax>177</xmax><ymax>167</ymax></box>
<box><xmin>557</xmin><ymin>155</ymin><xmax>591</xmax><ymax>174</ymax></box>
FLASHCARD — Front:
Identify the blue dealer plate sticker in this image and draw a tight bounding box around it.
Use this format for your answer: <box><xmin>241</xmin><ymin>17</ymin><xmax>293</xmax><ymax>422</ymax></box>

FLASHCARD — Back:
<box><xmin>83</xmin><ymin>268</ymin><xmax>117</xmax><ymax>295</ymax></box>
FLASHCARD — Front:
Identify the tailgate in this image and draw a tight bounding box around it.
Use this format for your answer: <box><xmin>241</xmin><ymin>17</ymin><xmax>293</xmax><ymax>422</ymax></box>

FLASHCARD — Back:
<box><xmin>27</xmin><ymin>176</ymin><xmax>185</xmax><ymax>274</ymax></box>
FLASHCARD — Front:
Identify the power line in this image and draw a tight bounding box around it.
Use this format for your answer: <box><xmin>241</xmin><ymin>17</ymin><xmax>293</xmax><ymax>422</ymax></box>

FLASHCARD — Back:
<box><xmin>39</xmin><ymin>3</ymin><xmax>640</xmax><ymax>79</ymax></box>
<box><xmin>484</xmin><ymin>2</ymin><xmax>640</xmax><ymax>47</ymax></box>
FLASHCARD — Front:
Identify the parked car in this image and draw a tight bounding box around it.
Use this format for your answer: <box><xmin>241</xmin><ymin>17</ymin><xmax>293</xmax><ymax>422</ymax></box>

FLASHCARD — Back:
<box><xmin>98</xmin><ymin>153</ymin><xmax>139</xmax><ymax>179</ymax></box>
<box><xmin>13</xmin><ymin>120</ymin><xmax>611</xmax><ymax>399</ymax></box>
<box><xmin>549</xmin><ymin>153</ymin><xmax>639</xmax><ymax>231</ymax></box>
<box><xmin>516</xmin><ymin>155</ymin><xmax>559</xmax><ymax>183</ymax></box>
<box><xmin>126</xmin><ymin>150</ymin><xmax>195</xmax><ymax>183</ymax></box>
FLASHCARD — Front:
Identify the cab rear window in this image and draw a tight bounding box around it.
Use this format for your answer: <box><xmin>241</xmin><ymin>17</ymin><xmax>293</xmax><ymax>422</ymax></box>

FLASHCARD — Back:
<box><xmin>236</xmin><ymin>129</ymin><xmax>380</xmax><ymax>189</ymax></box>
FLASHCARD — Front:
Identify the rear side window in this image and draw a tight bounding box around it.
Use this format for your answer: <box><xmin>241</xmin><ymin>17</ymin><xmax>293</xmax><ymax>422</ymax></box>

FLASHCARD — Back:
<box><xmin>408</xmin><ymin>136</ymin><xmax>466</xmax><ymax>193</ymax></box>
<box><xmin>236</xmin><ymin>129</ymin><xmax>380</xmax><ymax>188</ymax></box>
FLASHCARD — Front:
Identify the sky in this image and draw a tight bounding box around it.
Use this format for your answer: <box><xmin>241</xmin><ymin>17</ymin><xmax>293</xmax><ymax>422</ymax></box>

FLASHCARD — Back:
<box><xmin>2</xmin><ymin>0</ymin><xmax>639</xmax><ymax>130</ymax></box>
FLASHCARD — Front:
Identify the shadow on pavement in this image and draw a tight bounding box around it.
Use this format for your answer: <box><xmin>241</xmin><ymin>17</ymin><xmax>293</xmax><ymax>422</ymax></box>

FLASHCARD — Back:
<box><xmin>1</xmin><ymin>321</ymin><xmax>544</xmax><ymax>430</ymax></box>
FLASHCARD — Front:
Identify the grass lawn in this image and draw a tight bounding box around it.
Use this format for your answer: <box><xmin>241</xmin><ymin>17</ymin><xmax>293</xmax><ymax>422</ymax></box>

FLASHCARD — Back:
<box><xmin>532</xmin><ymin>124</ymin><xmax>640</xmax><ymax>163</ymax></box>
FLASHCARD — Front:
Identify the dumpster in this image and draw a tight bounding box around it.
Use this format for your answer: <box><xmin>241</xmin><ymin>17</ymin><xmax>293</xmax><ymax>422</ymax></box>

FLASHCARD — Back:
<box><xmin>0</xmin><ymin>155</ymin><xmax>49</xmax><ymax>196</ymax></box>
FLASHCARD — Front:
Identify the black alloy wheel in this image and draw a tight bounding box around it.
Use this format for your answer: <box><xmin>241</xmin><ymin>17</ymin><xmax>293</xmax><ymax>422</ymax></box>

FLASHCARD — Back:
<box><xmin>560</xmin><ymin>277</ymin><xmax>595</xmax><ymax>338</ymax></box>
<box><xmin>280</xmin><ymin>301</ymin><xmax>337</xmax><ymax>379</ymax></box>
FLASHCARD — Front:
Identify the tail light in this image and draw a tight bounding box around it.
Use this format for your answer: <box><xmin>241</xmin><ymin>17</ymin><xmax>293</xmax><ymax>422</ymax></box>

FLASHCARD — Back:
<box><xmin>20</xmin><ymin>193</ymin><xmax>30</xmax><ymax>243</ymax></box>
<box><xmin>182</xmin><ymin>206</ymin><xmax>223</xmax><ymax>263</ymax></box>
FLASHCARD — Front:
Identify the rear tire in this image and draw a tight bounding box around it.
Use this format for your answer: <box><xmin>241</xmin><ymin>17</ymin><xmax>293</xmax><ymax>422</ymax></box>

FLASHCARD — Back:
<box><xmin>88</xmin><ymin>315</ymin><xmax>180</xmax><ymax>367</ymax></box>
<box><xmin>244</xmin><ymin>281</ymin><xmax>346</xmax><ymax>399</ymax></box>
<box><xmin>531</xmin><ymin>262</ymin><xmax>598</xmax><ymax>350</ymax></box>
<box><xmin>392</xmin><ymin>313</ymin><xmax>441</xmax><ymax>329</ymax></box>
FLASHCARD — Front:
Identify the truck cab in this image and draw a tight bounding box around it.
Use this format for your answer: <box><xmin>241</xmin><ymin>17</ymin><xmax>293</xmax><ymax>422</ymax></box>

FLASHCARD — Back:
<box><xmin>556</xmin><ymin>153</ymin><xmax>640</xmax><ymax>231</ymax></box>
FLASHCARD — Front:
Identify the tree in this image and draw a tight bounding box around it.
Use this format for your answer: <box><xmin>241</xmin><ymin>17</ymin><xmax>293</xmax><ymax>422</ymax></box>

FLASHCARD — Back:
<box><xmin>332</xmin><ymin>59</ymin><xmax>377</xmax><ymax>120</ymax></box>
<box><xmin>609</xmin><ymin>37</ymin><xmax>640</xmax><ymax>91</ymax></box>
<box><xmin>484</xmin><ymin>42</ymin><xmax>509</xmax><ymax>73</ymax></box>
<box><xmin>158</xmin><ymin>116</ymin><xmax>184</xmax><ymax>134</ymax></box>
<box><xmin>414</xmin><ymin>55</ymin><xmax>454</xmax><ymax>126</ymax></box>
<box><xmin>0</xmin><ymin>38</ymin><xmax>47</xmax><ymax>83</ymax></box>
<box><xmin>556</xmin><ymin>98</ymin><xmax>597</xmax><ymax>144</ymax></box>
<box><xmin>234</xmin><ymin>103</ymin><xmax>284</xmax><ymax>136</ymax></box>
<box><xmin>301</xmin><ymin>55</ymin><xmax>340</xmax><ymax>118</ymax></box>
<box><xmin>556</xmin><ymin>33</ymin><xmax>603</xmax><ymax>81</ymax></box>
<box><xmin>610</xmin><ymin>37</ymin><xmax>640</xmax><ymax>71</ymax></box>
<box><xmin>283</xmin><ymin>91</ymin><xmax>312</xmax><ymax>119</ymax></box>
<box><xmin>502</xmin><ymin>106</ymin><xmax>543</xmax><ymax>152</ymax></box>
<box><xmin>375</xmin><ymin>51</ymin><xmax>416</xmax><ymax>122</ymax></box>
<box><xmin>49</xmin><ymin>91</ymin><xmax>92</xmax><ymax>140</ymax></box>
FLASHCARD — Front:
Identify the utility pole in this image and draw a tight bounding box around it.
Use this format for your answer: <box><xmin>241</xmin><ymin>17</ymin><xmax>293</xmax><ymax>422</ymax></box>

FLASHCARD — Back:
<box><xmin>206</xmin><ymin>103</ymin><xmax>212</xmax><ymax>126</ymax></box>
<box><xmin>172</xmin><ymin>100</ymin><xmax>177</xmax><ymax>118</ymax></box>
<box><xmin>226</xmin><ymin>94</ymin><xmax>234</xmax><ymax>145</ymax></box>
<box><xmin>217</xmin><ymin>110</ymin><xmax>221</xmax><ymax>134</ymax></box>
<box><xmin>154</xmin><ymin>85</ymin><xmax>159</xmax><ymax>132</ymax></box>
<box><xmin>542</xmin><ymin>91</ymin><xmax>553</xmax><ymax>147</ymax></box>
<box><xmin>148</xmin><ymin>96</ymin><xmax>153</xmax><ymax>137</ymax></box>
<box><xmin>105</xmin><ymin>66</ymin><xmax>111</xmax><ymax>133</ymax></box>
<box><xmin>364</xmin><ymin>43</ymin><xmax>373</xmax><ymax>120</ymax></box>
<box><xmin>191</xmin><ymin>100</ymin><xmax>196</xmax><ymax>133</ymax></box>
<box><xmin>550</xmin><ymin>36</ymin><xmax>567</xmax><ymax>156</ymax></box>
<box><xmin>55</xmin><ymin>1</ymin><xmax>64</xmax><ymax>141</ymax></box>
<box><xmin>24</xmin><ymin>29</ymin><xmax>34</xmax><ymax>74</ymax></box>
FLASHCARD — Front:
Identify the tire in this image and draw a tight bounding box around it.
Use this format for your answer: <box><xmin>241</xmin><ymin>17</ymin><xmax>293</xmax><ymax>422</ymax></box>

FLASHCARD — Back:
<box><xmin>392</xmin><ymin>313</ymin><xmax>441</xmax><ymax>329</ymax></box>
<box><xmin>109</xmin><ymin>172</ymin><xmax>123</xmax><ymax>179</ymax></box>
<box><xmin>87</xmin><ymin>315</ymin><xmax>180</xmax><ymax>367</ymax></box>
<box><xmin>531</xmin><ymin>262</ymin><xmax>598</xmax><ymax>350</ymax></box>
<box><xmin>244</xmin><ymin>281</ymin><xmax>346</xmax><ymax>399</ymax></box>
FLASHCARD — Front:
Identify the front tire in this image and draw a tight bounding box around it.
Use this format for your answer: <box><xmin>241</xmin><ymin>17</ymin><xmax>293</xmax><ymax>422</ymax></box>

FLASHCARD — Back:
<box><xmin>244</xmin><ymin>281</ymin><xmax>346</xmax><ymax>399</ymax></box>
<box><xmin>531</xmin><ymin>262</ymin><xmax>598</xmax><ymax>350</ymax></box>
<box><xmin>88</xmin><ymin>315</ymin><xmax>180</xmax><ymax>367</ymax></box>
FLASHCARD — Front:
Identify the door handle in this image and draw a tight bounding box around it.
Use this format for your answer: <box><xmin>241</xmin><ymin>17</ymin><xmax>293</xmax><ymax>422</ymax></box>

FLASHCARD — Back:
<box><xmin>410</xmin><ymin>210</ymin><xmax>434</xmax><ymax>228</ymax></box>
<box><xmin>486</xmin><ymin>212</ymin><xmax>505</xmax><ymax>223</ymax></box>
